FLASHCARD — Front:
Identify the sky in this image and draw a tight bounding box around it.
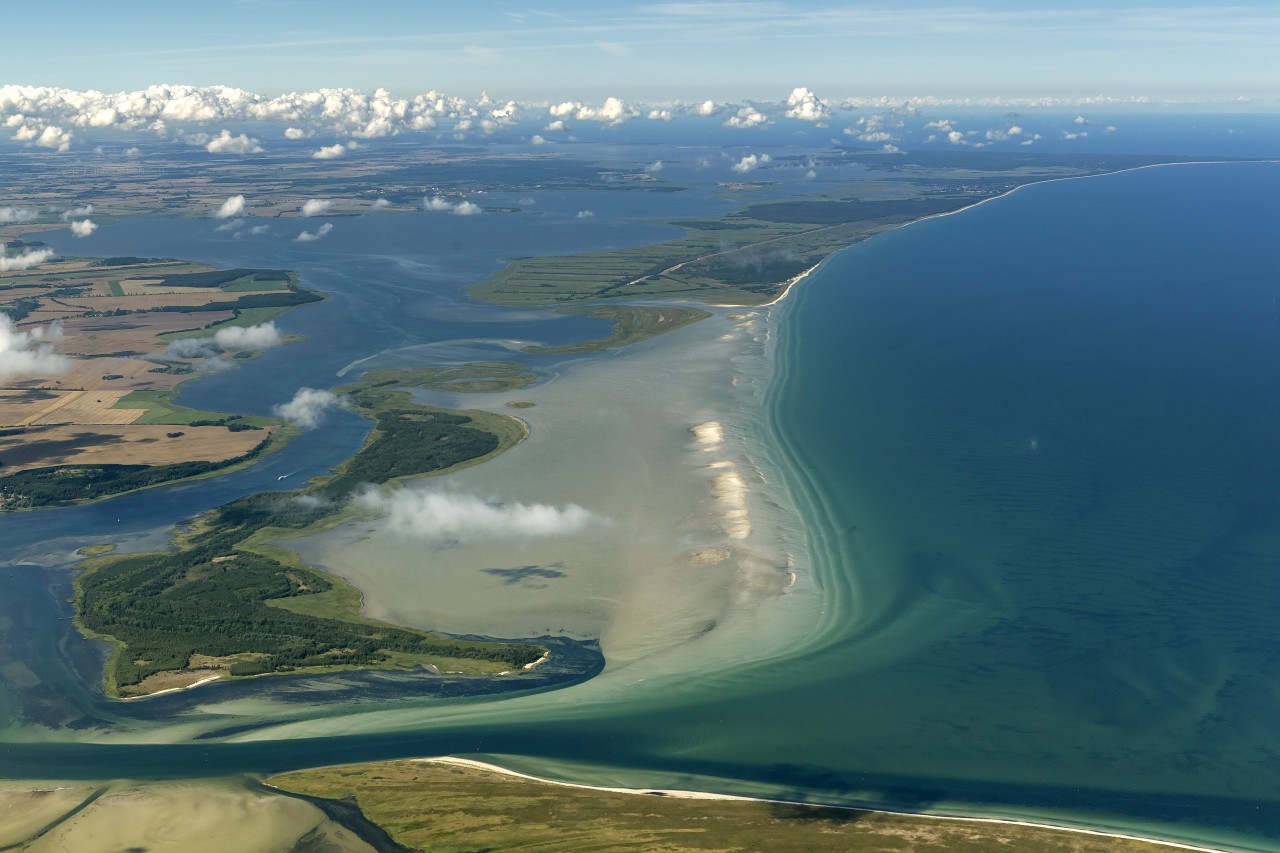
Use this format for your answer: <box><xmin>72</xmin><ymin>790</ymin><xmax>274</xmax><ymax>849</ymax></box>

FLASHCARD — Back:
<box><xmin>6</xmin><ymin>0</ymin><xmax>1278</xmax><ymax>105</ymax></box>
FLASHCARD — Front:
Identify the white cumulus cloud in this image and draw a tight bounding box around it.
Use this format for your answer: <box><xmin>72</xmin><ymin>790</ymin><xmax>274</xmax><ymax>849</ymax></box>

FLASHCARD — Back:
<box><xmin>61</xmin><ymin>204</ymin><xmax>93</xmax><ymax>221</ymax></box>
<box><xmin>205</xmin><ymin>129</ymin><xmax>263</xmax><ymax>154</ymax></box>
<box><xmin>312</xmin><ymin>143</ymin><xmax>345</xmax><ymax>159</ymax></box>
<box><xmin>164</xmin><ymin>337</ymin><xmax>220</xmax><ymax>359</ymax></box>
<box><xmin>295</xmin><ymin>222</ymin><xmax>334</xmax><ymax>242</ymax></box>
<box><xmin>575</xmin><ymin>209</ymin><xmax>595</xmax><ymax>218</ymax></box>
<box><xmin>784</xmin><ymin>87</ymin><xmax>831</xmax><ymax>124</ymax></box>
<box><xmin>549</xmin><ymin>97</ymin><xmax>637</xmax><ymax>126</ymax></box>
<box><xmin>0</xmin><ymin>243</ymin><xmax>55</xmax><ymax>271</ymax></box>
<box><xmin>301</xmin><ymin>198</ymin><xmax>333</xmax><ymax>216</ymax></box>
<box><xmin>0</xmin><ymin>207</ymin><xmax>37</xmax><ymax>224</ymax></box>
<box><xmin>356</xmin><ymin>488</ymin><xmax>610</xmax><ymax>542</ymax></box>
<box><xmin>69</xmin><ymin>218</ymin><xmax>97</xmax><ymax>238</ymax></box>
<box><xmin>732</xmin><ymin>153</ymin><xmax>771</xmax><ymax>173</ymax></box>
<box><xmin>214</xmin><ymin>321</ymin><xmax>283</xmax><ymax>351</ymax></box>
<box><xmin>213</xmin><ymin>195</ymin><xmax>245</xmax><ymax>219</ymax></box>
<box><xmin>163</xmin><ymin>321</ymin><xmax>283</xmax><ymax>359</ymax></box>
<box><xmin>723</xmin><ymin>106</ymin><xmax>770</xmax><ymax>129</ymax></box>
<box><xmin>0</xmin><ymin>316</ymin><xmax>69</xmax><ymax>380</ymax></box>
<box><xmin>272</xmin><ymin>387</ymin><xmax>340</xmax><ymax>429</ymax></box>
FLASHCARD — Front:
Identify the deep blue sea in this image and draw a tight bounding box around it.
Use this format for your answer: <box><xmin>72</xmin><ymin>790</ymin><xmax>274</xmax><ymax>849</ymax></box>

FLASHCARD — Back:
<box><xmin>4</xmin><ymin>160</ymin><xmax>1280</xmax><ymax>850</ymax></box>
<box><xmin>757</xmin><ymin>161</ymin><xmax>1280</xmax><ymax>847</ymax></box>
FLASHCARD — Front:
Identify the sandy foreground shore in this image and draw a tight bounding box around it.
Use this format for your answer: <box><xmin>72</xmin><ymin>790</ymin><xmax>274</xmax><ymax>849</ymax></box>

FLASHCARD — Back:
<box><xmin>0</xmin><ymin>763</ymin><xmax>1228</xmax><ymax>853</ymax></box>
<box><xmin>419</xmin><ymin>757</ymin><xmax>1233</xmax><ymax>853</ymax></box>
<box><xmin>0</xmin><ymin>779</ymin><xmax>374</xmax><ymax>853</ymax></box>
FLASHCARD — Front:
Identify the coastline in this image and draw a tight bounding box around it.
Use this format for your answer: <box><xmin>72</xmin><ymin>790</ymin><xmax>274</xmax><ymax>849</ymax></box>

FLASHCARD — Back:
<box><xmin>750</xmin><ymin>158</ymin><xmax>1275</xmax><ymax>309</ymax></box>
<box><xmin>742</xmin><ymin>159</ymin><xmax>1280</xmax><ymax>853</ymax></box>
<box><xmin>419</xmin><ymin>757</ymin><xmax>1233</xmax><ymax>853</ymax></box>
<box><xmin>6</xmin><ymin>161</ymin><xmax>1277</xmax><ymax>851</ymax></box>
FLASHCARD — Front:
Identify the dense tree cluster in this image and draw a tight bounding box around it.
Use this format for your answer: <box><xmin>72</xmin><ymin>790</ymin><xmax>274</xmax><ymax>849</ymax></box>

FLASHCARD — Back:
<box><xmin>75</xmin><ymin>402</ymin><xmax>538</xmax><ymax>690</ymax></box>
<box><xmin>317</xmin><ymin>407</ymin><xmax>498</xmax><ymax>497</ymax></box>
<box><xmin>0</xmin><ymin>438</ymin><xmax>269</xmax><ymax>508</ymax></box>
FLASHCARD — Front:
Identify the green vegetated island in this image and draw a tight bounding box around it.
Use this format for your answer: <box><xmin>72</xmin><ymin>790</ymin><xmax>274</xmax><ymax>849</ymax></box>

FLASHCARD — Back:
<box><xmin>267</xmin><ymin>759</ymin><xmax>1177</xmax><ymax>853</ymax></box>
<box><xmin>76</xmin><ymin>373</ymin><xmax>542</xmax><ymax>697</ymax></box>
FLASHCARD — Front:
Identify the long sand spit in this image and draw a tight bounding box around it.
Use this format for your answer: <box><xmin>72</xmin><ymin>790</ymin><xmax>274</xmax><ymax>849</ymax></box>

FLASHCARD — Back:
<box><xmin>419</xmin><ymin>757</ymin><xmax>1234</xmax><ymax>853</ymax></box>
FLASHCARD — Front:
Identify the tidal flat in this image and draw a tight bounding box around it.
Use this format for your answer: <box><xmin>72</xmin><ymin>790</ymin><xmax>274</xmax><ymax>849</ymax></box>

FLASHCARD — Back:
<box><xmin>288</xmin><ymin>305</ymin><xmax>812</xmax><ymax>680</ymax></box>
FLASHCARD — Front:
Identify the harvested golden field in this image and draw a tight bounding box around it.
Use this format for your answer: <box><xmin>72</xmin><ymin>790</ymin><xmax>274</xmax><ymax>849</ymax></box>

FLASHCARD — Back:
<box><xmin>0</xmin><ymin>424</ymin><xmax>273</xmax><ymax>473</ymax></box>
<box><xmin>56</xmin><ymin>292</ymin><xmax>246</xmax><ymax>311</ymax></box>
<box><xmin>21</xmin><ymin>308</ymin><xmax>84</xmax><ymax>325</ymax></box>
<box><xmin>0</xmin><ymin>389</ymin><xmax>141</xmax><ymax>427</ymax></box>
<box><xmin>0</xmin><ymin>286</ymin><xmax>50</xmax><ymax>300</ymax></box>
<box><xmin>116</xmin><ymin>279</ymin><xmax>168</xmax><ymax>294</ymax></box>
<box><xmin>1</xmin><ymin>356</ymin><xmax>178</xmax><ymax>392</ymax></box>
<box><xmin>119</xmin><ymin>280</ymin><xmax>243</xmax><ymax>297</ymax></box>
<box><xmin>52</xmin><ymin>311</ymin><xmax>233</xmax><ymax>355</ymax></box>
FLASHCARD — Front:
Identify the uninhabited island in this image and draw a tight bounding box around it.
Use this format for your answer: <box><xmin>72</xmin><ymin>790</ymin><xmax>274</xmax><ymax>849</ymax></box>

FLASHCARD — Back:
<box><xmin>75</xmin><ymin>374</ymin><xmax>543</xmax><ymax>697</ymax></box>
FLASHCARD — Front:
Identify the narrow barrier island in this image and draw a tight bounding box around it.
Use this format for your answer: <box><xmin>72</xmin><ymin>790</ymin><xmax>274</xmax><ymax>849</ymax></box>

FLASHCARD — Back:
<box><xmin>268</xmin><ymin>760</ymin><xmax>1179</xmax><ymax>853</ymax></box>
<box><xmin>75</xmin><ymin>378</ymin><xmax>543</xmax><ymax>697</ymax></box>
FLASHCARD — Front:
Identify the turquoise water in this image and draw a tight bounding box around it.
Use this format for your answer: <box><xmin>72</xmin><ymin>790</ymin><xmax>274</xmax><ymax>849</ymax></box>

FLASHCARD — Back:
<box><xmin>4</xmin><ymin>162</ymin><xmax>1280</xmax><ymax>850</ymax></box>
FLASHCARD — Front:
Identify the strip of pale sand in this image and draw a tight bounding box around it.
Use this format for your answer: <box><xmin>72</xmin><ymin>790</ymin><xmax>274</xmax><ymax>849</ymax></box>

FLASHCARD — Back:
<box><xmin>118</xmin><ymin>674</ymin><xmax>224</xmax><ymax>701</ymax></box>
<box><xmin>420</xmin><ymin>757</ymin><xmax>1233</xmax><ymax>853</ymax></box>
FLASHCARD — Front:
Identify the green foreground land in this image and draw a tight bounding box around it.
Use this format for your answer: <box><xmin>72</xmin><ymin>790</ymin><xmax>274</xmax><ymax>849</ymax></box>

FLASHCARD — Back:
<box><xmin>76</xmin><ymin>378</ymin><xmax>541</xmax><ymax>697</ymax></box>
<box><xmin>269</xmin><ymin>760</ymin><xmax>1174</xmax><ymax>853</ymax></box>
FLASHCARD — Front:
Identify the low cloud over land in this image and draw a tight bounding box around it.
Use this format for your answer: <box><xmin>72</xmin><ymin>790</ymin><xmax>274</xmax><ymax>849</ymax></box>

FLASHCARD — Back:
<box><xmin>424</xmin><ymin>196</ymin><xmax>483</xmax><ymax>215</ymax></box>
<box><xmin>0</xmin><ymin>243</ymin><xmax>54</xmax><ymax>271</ymax></box>
<box><xmin>0</xmin><ymin>207</ymin><xmax>37</xmax><ymax>224</ymax></box>
<box><xmin>357</xmin><ymin>488</ymin><xmax>610</xmax><ymax>543</ymax></box>
<box><xmin>213</xmin><ymin>195</ymin><xmax>245</xmax><ymax>219</ymax></box>
<box><xmin>0</xmin><ymin>315</ymin><xmax>69</xmax><ymax>380</ymax></box>
<box><xmin>164</xmin><ymin>321</ymin><xmax>283</xmax><ymax>359</ymax></box>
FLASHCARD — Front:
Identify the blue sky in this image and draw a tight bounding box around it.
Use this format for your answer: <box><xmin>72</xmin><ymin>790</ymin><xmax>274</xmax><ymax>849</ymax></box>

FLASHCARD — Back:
<box><xmin>9</xmin><ymin>1</ymin><xmax>1279</xmax><ymax>104</ymax></box>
